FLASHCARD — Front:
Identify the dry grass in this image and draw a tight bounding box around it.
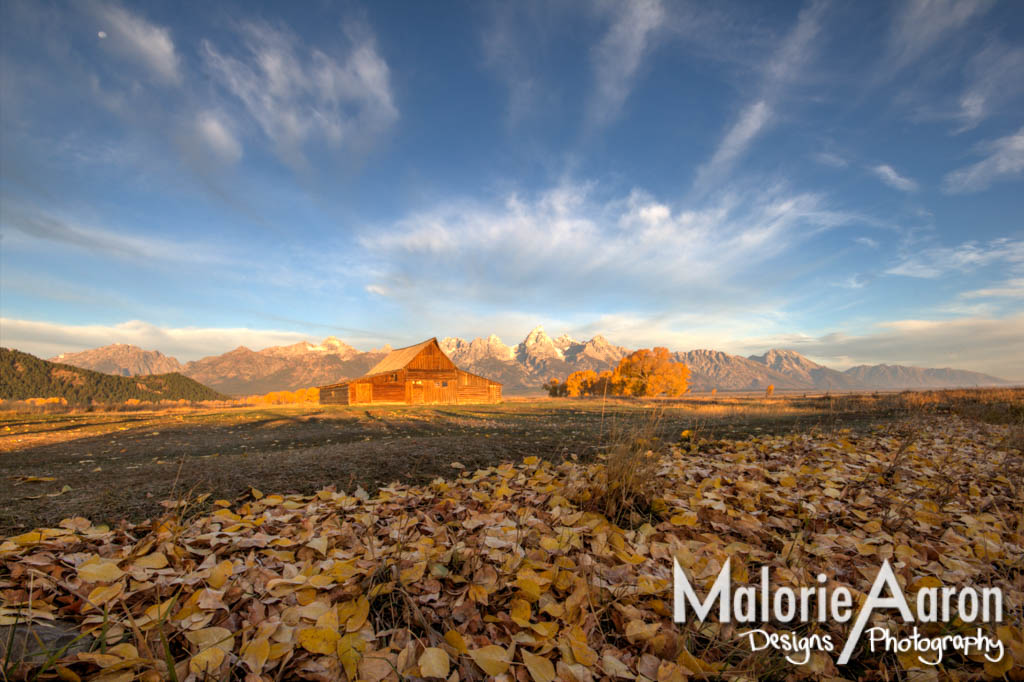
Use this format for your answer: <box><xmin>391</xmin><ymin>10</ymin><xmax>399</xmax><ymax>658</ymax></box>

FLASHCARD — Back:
<box><xmin>578</xmin><ymin>410</ymin><xmax>666</xmax><ymax>527</ymax></box>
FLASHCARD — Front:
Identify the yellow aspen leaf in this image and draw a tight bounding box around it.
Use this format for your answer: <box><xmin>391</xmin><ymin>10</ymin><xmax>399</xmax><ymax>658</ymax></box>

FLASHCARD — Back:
<box><xmin>188</xmin><ymin>646</ymin><xmax>225</xmax><ymax>676</ymax></box>
<box><xmin>522</xmin><ymin>649</ymin><xmax>556</xmax><ymax>682</ymax></box>
<box><xmin>400</xmin><ymin>561</ymin><xmax>426</xmax><ymax>585</ymax></box>
<box><xmin>983</xmin><ymin>652</ymin><xmax>1013</xmax><ymax>677</ymax></box>
<box><xmin>241</xmin><ymin>637</ymin><xmax>270</xmax><ymax>672</ymax></box>
<box><xmin>625</xmin><ymin>620</ymin><xmax>659</xmax><ymax>643</ymax></box>
<box><xmin>78</xmin><ymin>560</ymin><xmax>124</xmax><ymax>583</ymax></box>
<box><xmin>567</xmin><ymin>626</ymin><xmax>598</xmax><ymax>667</ymax></box>
<box><xmin>778</xmin><ymin>475</ymin><xmax>797</xmax><ymax>487</ymax></box>
<box><xmin>54</xmin><ymin>666</ymin><xmax>81</xmax><ymax>682</ymax></box>
<box><xmin>510</xmin><ymin>598</ymin><xmax>532</xmax><ymax>626</ymax></box>
<box><xmin>516</xmin><ymin>576</ymin><xmax>542</xmax><ymax>601</ymax></box>
<box><xmin>855</xmin><ymin>542</ymin><xmax>876</xmax><ymax>556</ymax></box>
<box><xmin>315</xmin><ymin>606</ymin><xmax>339</xmax><ymax>631</ymax></box>
<box><xmin>669</xmin><ymin>512</ymin><xmax>698</xmax><ymax>527</ymax></box>
<box><xmin>601</xmin><ymin>653</ymin><xmax>635</xmax><ymax>678</ymax></box>
<box><xmin>346</xmin><ymin>596</ymin><xmax>370</xmax><ymax>632</ymax></box>
<box><xmin>469</xmin><ymin>645</ymin><xmax>511</xmax><ymax>676</ymax></box>
<box><xmin>185</xmin><ymin>627</ymin><xmax>234</xmax><ymax>654</ymax></box>
<box><xmin>419</xmin><ymin>647</ymin><xmax>450</xmax><ymax>678</ymax></box>
<box><xmin>143</xmin><ymin>598</ymin><xmax>176</xmax><ymax>623</ymax></box>
<box><xmin>445</xmin><ymin>629</ymin><xmax>469</xmax><ymax>655</ymax></box>
<box><xmin>133</xmin><ymin>553</ymin><xmax>168</xmax><ymax>570</ymax></box>
<box><xmin>297</xmin><ymin>627</ymin><xmax>340</xmax><ymax>655</ymax></box>
<box><xmin>106</xmin><ymin>643</ymin><xmax>138</xmax><ymax>659</ymax></box>
<box><xmin>468</xmin><ymin>584</ymin><xmax>489</xmax><ymax>603</ymax></box>
<box><xmin>208</xmin><ymin>560</ymin><xmax>234</xmax><ymax>589</ymax></box>
<box><xmin>85</xmin><ymin>583</ymin><xmax>124</xmax><ymax>611</ymax></box>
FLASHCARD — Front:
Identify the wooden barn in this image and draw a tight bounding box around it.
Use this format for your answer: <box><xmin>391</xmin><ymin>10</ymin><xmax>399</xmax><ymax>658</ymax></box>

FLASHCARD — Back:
<box><xmin>318</xmin><ymin>338</ymin><xmax>502</xmax><ymax>406</ymax></box>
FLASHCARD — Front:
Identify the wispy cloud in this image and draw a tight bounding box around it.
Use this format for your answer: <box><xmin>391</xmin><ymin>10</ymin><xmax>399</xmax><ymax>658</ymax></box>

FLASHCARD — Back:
<box><xmin>737</xmin><ymin>313</ymin><xmax>1023</xmax><ymax>379</ymax></box>
<box><xmin>480</xmin><ymin>8</ymin><xmax>540</xmax><ymax>127</ymax></box>
<box><xmin>960</xmin><ymin>278</ymin><xmax>1024</xmax><ymax>300</ymax></box>
<box><xmin>855</xmin><ymin>236</ymin><xmax>879</xmax><ymax>249</ymax></box>
<box><xmin>202</xmin><ymin>21</ymin><xmax>398</xmax><ymax>169</ymax></box>
<box><xmin>955</xmin><ymin>41</ymin><xmax>1024</xmax><ymax>130</ymax></box>
<box><xmin>361</xmin><ymin>179</ymin><xmax>857</xmax><ymax>310</ymax></box>
<box><xmin>1</xmin><ymin>205</ymin><xmax>227</xmax><ymax>264</ymax></box>
<box><xmin>693</xmin><ymin>1</ymin><xmax>826</xmax><ymax>191</ymax></box>
<box><xmin>0</xmin><ymin>318</ymin><xmax>315</xmax><ymax>362</ymax></box>
<box><xmin>883</xmin><ymin>0</ymin><xmax>993</xmax><ymax>77</ymax></box>
<box><xmin>813</xmin><ymin>151</ymin><xmax>848</xmax><ymax>168</ymax></box>
<box><xmin>886</xmin><ymin>237</ymin><xmax>1024</xmax><ymax>278</ymax></box>
<box><xmin>93</xmin><ymin>3</ymin><xmax>181</xmax><ymax>85</ymax></box>
<box><xmin>585</xmin><ymin>0</ymin><xmax>666</xmax><ymax>132</ymax></box>
<box><xmin>943</xmin><ymin>126</ymin><xmax>1024</xmax><ymax>193</ymax></box>
<box><xmin>194</xmin><ymin>111</ymin><xmax>243</xmax><ymax>164</ymax></box>
<box><xmin>870</xmin><ymin>163</ymin><xmax>918</xmax><ymax>192</ymax></box>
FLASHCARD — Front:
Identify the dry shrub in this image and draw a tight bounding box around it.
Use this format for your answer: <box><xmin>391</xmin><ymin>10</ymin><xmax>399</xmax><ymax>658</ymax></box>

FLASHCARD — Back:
<box><xmin>582</xmin><ymin>410</ymin><xmax>666</xmax><ymax>527</ymax></box>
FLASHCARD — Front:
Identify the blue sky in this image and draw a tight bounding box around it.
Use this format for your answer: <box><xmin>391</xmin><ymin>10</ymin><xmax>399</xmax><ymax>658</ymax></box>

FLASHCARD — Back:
<box><xmin>1</xmin><ymin>0</ymin><xmax>1022</xmax><ymax>378</ymax></box>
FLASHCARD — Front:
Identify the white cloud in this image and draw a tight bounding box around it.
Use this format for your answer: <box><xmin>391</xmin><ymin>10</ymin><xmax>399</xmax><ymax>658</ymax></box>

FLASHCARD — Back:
<box><xmin>0</xmin><ymin>318</ymin><xmax>314</xmax><ymax>363</ymax></box>
<box><xmin>813</xmin><ymin>151</ymin><xmax>848</xmax><ymax>168</ymax></box>
<box><xmin>195</xmin><ymin>111</ymin><xmax>243</xmax><ymax>164</ymax></box>
<box><xmin>693</xmin><ymin>100</ymin><xmax>771</xmax><ymax>190</ymax></box>
<box><xmin>943</xmin><ymin>126</ymin><xmax>1024</xmax><ymax>193</ymax></box>
<box><xmin>693</xmin><ymin>1</ymin><xmax>825</xmax><ymax>191</ymax></box>
<box><xmin>960</xmin><ymin>278</ymin><xmax>1024</xmax><ymax>299</ymax></box>
<box><xmin>870</xmin><ymin>164</ymin><xmax>918</xmax><ymax>192</ymax></box>
<box><xmin>361</xmin><ymin>180</ymin><xmax>857</xmax><ymax>308</ymax></box>
<box><xmin>884</xmin><ymin>0</ymin><xmax>993</xmax><ymax>75</ymax></box>
<box><xmin>855</xmin><ymin>236</ymin><xmax>879</xmax><ymax>249</ymax></box>
<box><xmin>956</xmin><ymin>42</ymin><xmax>1024</xmax><ymax>130</ymax></box>
<box><xmin>202</xmin><ymin>21</ymin><xmax>398</xmax><ymax>168</ymax></box>
<box><xmin>737</xmin><ymin>313</ymin><xmax>1024</xmax><ymax>379</ymax></box>
<box><xmin>95</xmin><ymin>3</ymin><xmax>181</xmax><ymax>85</ymax></box>
<box><xmin>887</xmin><ymin>238</ymin><xmax>1024</xmax><ymax>278</ymax></box>
<box><xmin>586</xmin><ymin>0</ymin><xmax>666</xmax><ymax>131</ymax></box>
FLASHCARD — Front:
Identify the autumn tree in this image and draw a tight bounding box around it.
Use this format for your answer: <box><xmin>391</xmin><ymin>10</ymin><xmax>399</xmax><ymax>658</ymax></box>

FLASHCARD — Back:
<box><xmin>612</xmin><ymin>347</ymin><xmax>689</xmax><ymax>397</ymax></box>
<box><xmin>544</xmin><ymin>378</ymin><xmax>567</xmax><ymax>397</ymax></box>
<box><xmin>566</xmin><ymin>370</ymin><xmax>598</xmax><ymax>397</ymax></box>
<box><xmin>765</xmin><ymin>384</ymin><xmax>775</xmax><ymax>399</ymax></box>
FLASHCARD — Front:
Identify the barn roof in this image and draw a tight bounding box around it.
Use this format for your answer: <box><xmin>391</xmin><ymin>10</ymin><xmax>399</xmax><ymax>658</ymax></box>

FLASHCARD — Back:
<box><xmin>364</xmin><ymin>338</ymin><xmax>438</xmax><ymax>376</ymax></box>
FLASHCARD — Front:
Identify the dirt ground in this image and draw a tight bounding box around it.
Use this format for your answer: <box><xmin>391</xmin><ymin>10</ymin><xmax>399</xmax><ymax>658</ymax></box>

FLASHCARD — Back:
<box><xmin>0</xmin><ymin>395</ymin><xmax>957</xmax><ymax>534</ymax></box>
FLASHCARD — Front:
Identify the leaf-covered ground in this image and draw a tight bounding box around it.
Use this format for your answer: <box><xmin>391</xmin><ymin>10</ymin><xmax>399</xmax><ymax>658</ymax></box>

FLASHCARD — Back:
<box><xmin>1</xmin><ymin>417</ymin><xmax>1022</xmax><ymax>681</ymax></box>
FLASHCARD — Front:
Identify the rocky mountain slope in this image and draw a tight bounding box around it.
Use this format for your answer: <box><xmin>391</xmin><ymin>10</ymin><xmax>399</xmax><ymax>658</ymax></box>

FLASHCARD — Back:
<box><xmin>48</xmin><ymin>326</ymin><xmax>1014</xmax><ymax>395</ymax></box>
<box><xmin>51</xmin><ymin>344</ymin><xmax>182</xmax><ymax>376</ymax></box>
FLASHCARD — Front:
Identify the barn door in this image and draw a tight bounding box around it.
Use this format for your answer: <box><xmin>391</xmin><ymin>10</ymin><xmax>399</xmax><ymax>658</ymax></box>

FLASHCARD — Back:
<box><xmin>356</xmin><ymin>383</ymin><xmax>372</xmax><ymax>404</ymax></box>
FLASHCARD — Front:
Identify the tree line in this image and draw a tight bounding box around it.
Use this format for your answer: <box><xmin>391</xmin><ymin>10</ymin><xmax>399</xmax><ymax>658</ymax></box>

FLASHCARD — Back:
<box><xmin>545</xmin><ymin>347</ymin><xmax>690</xmax><ymax>398</ymax></box>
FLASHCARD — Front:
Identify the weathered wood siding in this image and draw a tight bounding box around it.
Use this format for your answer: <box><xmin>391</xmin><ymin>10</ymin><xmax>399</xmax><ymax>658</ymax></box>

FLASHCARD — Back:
<box><xmin>456</xmin><ymin>369</ymin><xmax>501</xmax><ymax>403</ymax></box>
<box><xmin>319</xmin><ymin>383</ymin><xmax>350</xmax><ymax>404</ymax></box>
<box><xmin>407</xmin><ymin>343</ymin><xmax>457</xmax><ymax>371</ymax></box>
<box><xmin>319</xmin><ymin>338</ymin><xmax>502</xmax><ymax>405</ymax></box>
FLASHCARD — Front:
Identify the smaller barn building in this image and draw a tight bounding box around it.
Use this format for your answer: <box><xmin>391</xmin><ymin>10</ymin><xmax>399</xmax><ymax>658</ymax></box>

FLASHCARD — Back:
<box><xmin>319</xmin><ymin>338</ymin><xmax>502</xmax><ymax>405</ymax></box>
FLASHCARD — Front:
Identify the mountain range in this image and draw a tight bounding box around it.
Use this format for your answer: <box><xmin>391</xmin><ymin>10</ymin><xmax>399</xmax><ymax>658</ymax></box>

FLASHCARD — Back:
<box><xmin>47</xmin><ymin>326</ymin><xmax>1014</xmax><ymax>395</ymax></box>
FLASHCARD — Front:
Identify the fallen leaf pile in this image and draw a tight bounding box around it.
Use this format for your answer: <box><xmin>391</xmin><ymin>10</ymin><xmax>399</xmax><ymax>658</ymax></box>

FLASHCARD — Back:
<box><xmin>2</xmin><ymin>417</ymin><xmax>1022</xmax><ymax>680</ymax></box>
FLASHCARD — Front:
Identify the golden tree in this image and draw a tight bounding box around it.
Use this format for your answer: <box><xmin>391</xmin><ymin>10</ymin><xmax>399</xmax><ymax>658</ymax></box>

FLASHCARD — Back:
<box><xmin>612</xmin><ymin>347</ymin><xmax>689</xmax><ymax>397</ymax></box>
<box><xmin>566</xmin><ymin>370</ymin><xmax>598</xmax><ymax>397</ymax></box>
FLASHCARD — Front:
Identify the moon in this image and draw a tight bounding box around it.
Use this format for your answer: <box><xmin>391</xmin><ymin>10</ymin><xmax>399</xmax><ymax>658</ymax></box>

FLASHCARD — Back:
<box><xmin>97</xmin><ymin>31</ymin><xmax>107</xmax><ymax>39</ymax></box>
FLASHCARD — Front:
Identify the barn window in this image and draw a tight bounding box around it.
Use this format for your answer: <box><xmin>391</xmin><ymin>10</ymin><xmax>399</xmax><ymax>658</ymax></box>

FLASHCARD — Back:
<box><xmin>389</xmin><ymin>373</ymin><xmax>398</xmax><ymax>382</ymax></box>
<box><xmin>441</xmin><ymin>381</ymin><xmax>448</xmax><ymax>387</ymax></box>
<box><xmin>413</xmin><ymin>380</ymin><xmax>422</xmax><ymax>385</ymax></box>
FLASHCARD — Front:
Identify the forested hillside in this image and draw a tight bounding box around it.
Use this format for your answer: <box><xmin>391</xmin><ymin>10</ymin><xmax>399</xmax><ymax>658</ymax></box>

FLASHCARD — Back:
<box><xmin>0</xmin><ymin>348</ymin><xmax>225</xmax><ymax>404</ymax></box>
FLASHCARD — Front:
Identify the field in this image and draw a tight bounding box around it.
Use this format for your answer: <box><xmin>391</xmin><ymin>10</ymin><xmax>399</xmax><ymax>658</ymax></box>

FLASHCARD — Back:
<box><xmin>2</xmin><ymin>389</ymin><xmax>1023</xmax><ymax>680</ymax></box>
<box><xmin>3</xmin><ymin>391</ymin><xmax>1001</xmax><ymax>535</ymax></box>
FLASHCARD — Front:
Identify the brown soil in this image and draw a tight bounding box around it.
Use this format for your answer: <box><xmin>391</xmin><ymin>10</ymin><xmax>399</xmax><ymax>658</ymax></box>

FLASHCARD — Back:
<box><xmin>0</xmin><ymin>396</ymin><xmax>940</xmax><ymax>534</ymax></box>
